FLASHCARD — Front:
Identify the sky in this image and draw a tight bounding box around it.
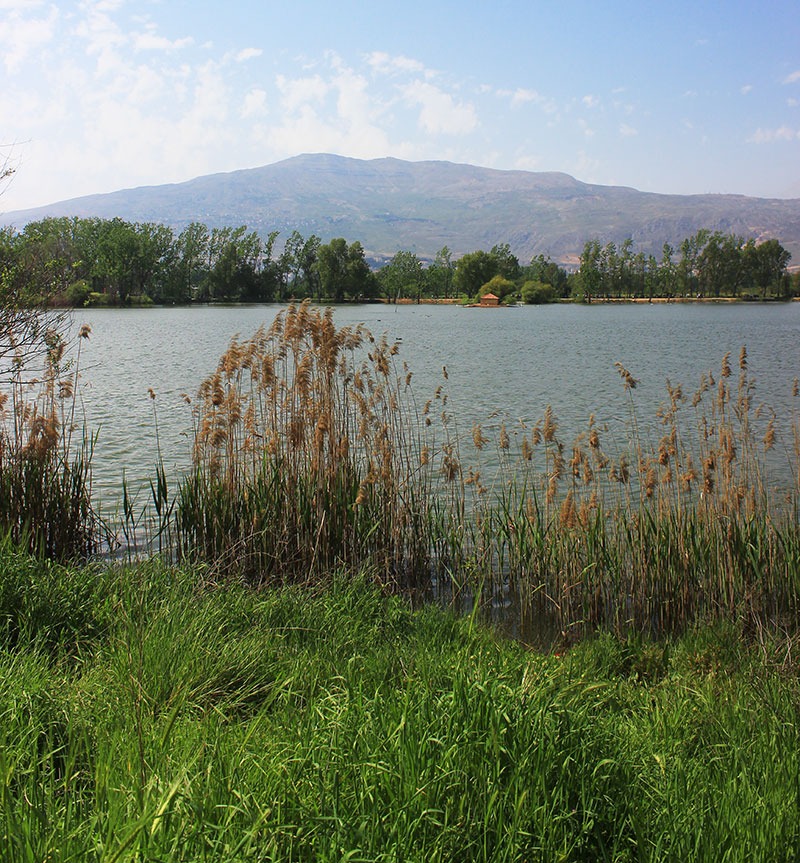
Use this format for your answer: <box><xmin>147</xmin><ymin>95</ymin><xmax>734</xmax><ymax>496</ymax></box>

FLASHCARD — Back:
<box><xmin>2</xmin><ymin>0</ymin><xmax>800</xmax><ymax>213</ymax></box>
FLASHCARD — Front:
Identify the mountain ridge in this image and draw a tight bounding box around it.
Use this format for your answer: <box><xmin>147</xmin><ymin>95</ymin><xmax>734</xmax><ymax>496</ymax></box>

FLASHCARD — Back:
<box><xmin>4</xmin><ymin>153</ymin><xmax>800</xmax><ymax>266</ymax></box>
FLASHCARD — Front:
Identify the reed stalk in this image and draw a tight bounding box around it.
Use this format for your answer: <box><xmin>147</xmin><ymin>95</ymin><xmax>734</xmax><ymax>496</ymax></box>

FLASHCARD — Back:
<box><xmin>0</xmin><ymin>323</ymin><xmax>99</xmax><ymax>561</ymax></box>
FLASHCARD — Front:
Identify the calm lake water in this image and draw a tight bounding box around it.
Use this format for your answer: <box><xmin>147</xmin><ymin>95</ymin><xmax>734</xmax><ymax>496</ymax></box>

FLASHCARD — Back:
<box><xmin>67</xmin><ymin>301</ymin><xmax>800</xmax><ymax>512</ymax></box>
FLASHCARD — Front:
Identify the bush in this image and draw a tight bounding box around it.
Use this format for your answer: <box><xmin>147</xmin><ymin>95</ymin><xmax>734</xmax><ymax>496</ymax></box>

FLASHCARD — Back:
<box><xmin>65</xmin><ymin>280</ymin><xmax>91</xmax><ymax>307</ymax></box>
<box><xmin>521</xmin><ymin>279</ymin><xmax>556</xmax><ymax>304</ymax></box>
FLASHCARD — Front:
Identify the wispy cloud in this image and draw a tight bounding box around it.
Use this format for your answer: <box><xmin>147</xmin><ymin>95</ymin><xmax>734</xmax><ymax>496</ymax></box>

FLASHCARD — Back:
<box><xmin>0</xmin><ymin>3</ymin><xmax>58</xmax><ymax>73</ymax></box>
<box><xmin>748</xmin><ymin>126</ymin><xmax>800</xmax><ymax>143</ymax></box>
<box><xmin>235</xmin><ymin>48</ymin><xmax>262</xmax><ymax>63</ymax></box>
<box><xmin>783</xmin><ymin>70</ymin><xmax>800</xmax><ymax>85</ymax></box>
<box><xmin>366</xmin><ymin>51</ymin><xmax>425</xmax><ymax>75</ymax></box>
<box><xmin>740</xmin><ymin>84</ymin><xmax>753</xmax><ymax>95</ymax></box>
<box><xmin>619</xmin><ymin>123</ymin><xmax>638</xmax><ymax>137</ymax></box>
<box><xmin>400</xmin><ymin>81</ymin><xmax>477</xmax><ymax>135</ymax></box>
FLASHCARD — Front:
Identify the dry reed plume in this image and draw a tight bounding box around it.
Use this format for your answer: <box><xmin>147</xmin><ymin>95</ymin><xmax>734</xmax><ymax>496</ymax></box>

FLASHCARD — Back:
<box><xmin>177</xmin><ymin>301</ymin><xmax>457</xmax><ymax>586</ymax></box>
<box><xmin>0</xmin><ymin>323</ymin><xmax>98</xmax><ymax>559</ymax></box>
<box><xmin>176</xmin><ymin>311</ymin><xmax>799</xmax><ymax>637</ymax></box>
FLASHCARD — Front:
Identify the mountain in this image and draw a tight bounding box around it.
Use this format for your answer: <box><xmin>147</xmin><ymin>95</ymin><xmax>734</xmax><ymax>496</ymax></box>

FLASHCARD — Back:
<box><xmin>4</xmin><ymin>153</ymin><xmax>800</xmax><ymax>267</ymax></box>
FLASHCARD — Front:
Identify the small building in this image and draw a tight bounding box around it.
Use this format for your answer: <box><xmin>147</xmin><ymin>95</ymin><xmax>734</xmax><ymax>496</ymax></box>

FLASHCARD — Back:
<box><xmin>479</xmin><ymin>292</ymin><xmax>501</xmax><ymax>307</ymax></box>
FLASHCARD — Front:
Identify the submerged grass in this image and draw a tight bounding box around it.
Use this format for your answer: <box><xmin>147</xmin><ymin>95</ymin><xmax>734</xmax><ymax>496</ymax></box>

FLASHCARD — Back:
<box><xmin>1</xmin><ymin>549</ymin><xmax>799</xmax><ymax>861</ymax></box>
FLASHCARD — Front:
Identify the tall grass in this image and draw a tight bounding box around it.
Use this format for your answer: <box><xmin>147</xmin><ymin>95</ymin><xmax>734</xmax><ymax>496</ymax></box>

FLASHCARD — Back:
<box><xmin>176</xmin><ymin>306</ymin><xmax>799</xmax><ymax>637</ymax></box>
<box><xmin>462</xmin><ymin>348</ymin><xmax>800</xmax><ymax>639</ymax></box>
<box><xmin>1</xmin><ymin>555</ymin><xmax>799</xmax><ymax>862</ymax></box>
<box><xmin>0</xmin><ymin>324</ymin><xmax>99</xmax><ymax>561</ymax></box>
<box><xmin>175</xmin><ymin>301</ymin><xmax>458</xmax><ymax>586</ymax></box>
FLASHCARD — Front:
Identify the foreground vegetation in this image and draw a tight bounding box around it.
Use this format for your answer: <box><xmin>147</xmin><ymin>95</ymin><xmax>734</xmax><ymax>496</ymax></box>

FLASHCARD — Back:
<box><xmin>2</xmin><ymin>549</ymin><xmax>800</xmax><ymax>862</ymax></box>
<box><xmin>1</xmin><ymin>298</ymin><xmax>800</xmax><ymax>857</ymax></box>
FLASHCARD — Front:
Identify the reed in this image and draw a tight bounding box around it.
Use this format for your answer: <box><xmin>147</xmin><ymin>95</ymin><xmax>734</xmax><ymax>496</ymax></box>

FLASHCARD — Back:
<box><xmin>0</xmin><ymin>323</ymin><xmax>99</xmax><ymax>561</ymax></box>
<box><xmin>175</xmin><ymin>301</ymin><xmax>457</xmax><ymax>587</ymax></box>
<box><xmin>460</xmin><ymin>349</ymin><xmax>800</xmax><ymax>639</ymax></box>
<box><xmin>175</xmin><ymin>303</ymin><xmax>799</xmax><ymax>637</ymax></box>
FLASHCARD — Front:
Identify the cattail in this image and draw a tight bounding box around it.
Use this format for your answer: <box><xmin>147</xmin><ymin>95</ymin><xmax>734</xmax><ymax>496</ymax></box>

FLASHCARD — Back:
<box><xmin>738</xmin><ymin>345</ymin><xmax>747</xmax><ymax>371</ymax></box>
<box><xmin>79</xmin><ymin>324</ymin><xmax>91</xmax><ymax>339</ymax></box>
<box><xmin>721</xmin><ymin>352</ymin><xmax>732</xmax><ymax>378</ymax></box>
<box><xmin>521</xmin><ymin>438</ymin><xmax>532</xmax><ymax>461</ymax></box>
<box><xmin>147</xmin><ymin>387</ymin><xmax>156</xmax><ymax>400</ymax></box>
<box><xmin>793</xmin><ymin>378</ymin><xmax>799</xmax><ymax>398</ymax></box>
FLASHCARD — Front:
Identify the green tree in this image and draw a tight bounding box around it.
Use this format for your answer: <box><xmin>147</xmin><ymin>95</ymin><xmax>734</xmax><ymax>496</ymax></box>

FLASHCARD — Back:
<box><xmin>574</xmin><ymin>240</ymin><xmax>602</xmax><ymax>301</ymax></box>
<box><xmin>744</xmin><ymin>238</ymin><xmax>791</xmax><ymax>298</ymax></box>
<box><xmin>426</xmin><ymin>246</ymin><xmax>455</xmax><ymax>299</ymax></box>
<box><xmin>453</xmin><ymin>250</ymin><xmax>498</xmax><ymax>298</ymax></box>
<box><xmin>316</xmin><ymin>239</ymin><xmax>374</xmax><ymax>301</ymax></box>
<box><xmin>170</xmin><ymin>222</ymin><xmax>210</xmax><ymax>303</ymax></box>
<box><xmin>379</xmin><ymin>251</ymin><xmax>423</xmax><ymax>302</ymax></box>
<box><xmin>490</xmin><ymin>243</ymin><xmax>520</xmax><ymax>281</ymax></box>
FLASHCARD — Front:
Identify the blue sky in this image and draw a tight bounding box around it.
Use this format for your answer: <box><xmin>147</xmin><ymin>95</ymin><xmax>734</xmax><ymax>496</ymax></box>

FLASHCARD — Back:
<box><xmin>2</xmin><ymin>0</ymin><xmax>799</xmax><ymax>212</ymax></box>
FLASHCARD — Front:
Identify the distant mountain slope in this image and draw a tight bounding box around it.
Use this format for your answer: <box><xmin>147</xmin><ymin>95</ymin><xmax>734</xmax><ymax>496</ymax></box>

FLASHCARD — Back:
<box><xmin>4</xmin><ymin>153</ymin><xmax>800</xmax><ymax>266</ymax></box>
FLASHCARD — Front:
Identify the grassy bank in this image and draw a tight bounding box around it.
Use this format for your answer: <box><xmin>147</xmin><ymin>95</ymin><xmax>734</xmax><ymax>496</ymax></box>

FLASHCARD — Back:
<box><xmin>1</xmin><ymin>545</ymin><xmax>799</xmax><ymax>861</ymax></box>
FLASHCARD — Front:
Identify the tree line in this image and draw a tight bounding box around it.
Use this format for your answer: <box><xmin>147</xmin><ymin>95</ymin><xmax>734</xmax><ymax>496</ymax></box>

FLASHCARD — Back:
<box><xmin>575</xmin><ymin>232</ymin><xmax>794</xmax><ymax>301</ymax></box>
<box><xmin>0</xmin><ymin>216</ymin><xmax>795</xmax><ymax>307</ymax></box>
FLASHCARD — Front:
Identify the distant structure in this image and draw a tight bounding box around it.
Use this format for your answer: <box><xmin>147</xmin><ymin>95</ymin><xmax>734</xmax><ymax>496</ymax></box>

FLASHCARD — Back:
<box><xmin>478</xmin><ymin>292</ymin><xmax>501</xmax><ymax>307</ymax></box>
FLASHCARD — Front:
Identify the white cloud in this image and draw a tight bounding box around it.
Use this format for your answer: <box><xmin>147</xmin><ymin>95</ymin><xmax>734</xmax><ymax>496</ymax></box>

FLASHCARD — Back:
<box><xmin>788</xmin><ymin>97</ymin><xmax>799</xmax><ymax>108</ymax></box>
<box><xmin>783</xmin><ymin>70</ymin><xmax>800</xmax><ymax>85</ymax></box>
<box><xmin>0</xmin><ymin>4</ymin><xmax>58</xmax><ymax>73</ymax></box>
<box><xmin>511</xmin><ymin>88</ymin><xmax>540</xmax><ymax>106</ymax></box>
<box><xmin>400</xmin><ymin>81</ymin><xmax>478</xmax><ymax>135</ymax></box>
<box><xmin>582</xmin><ymin>94</ymin><xmax>599</xmax><ymax>108</ymax></box>
<box><xmin>133</xmin><ymin>31</ymin><xmax>193</xmax><ymax>53</ymax></box>
<box><xmin>514</xmin><ymin>154</ymin><xmax>540</xmax><ymax>171</ymax></box>
<box><xmin>235</xmin><ymin>47</ymin><xmax>262</xmax><ymax>62</ymax></box>
<box><xmin>505</xmin><ymin>87</ymin><xmax>558</xmax><ymax>115</ymax></box>
<box><xmin>619</xmin><ymin>123</ymin><xmax>638</xmax><ymax>137</ymax></box>
<box><xmin>740</xmin><ymin>84</ymin><xmax>753</xmax><ymax>95</ymax></box>
<box><xmin>242</xmin><ymin>88</ymin><xmax>268</xmax><ymax>119</ymax></box>
<box><xmin>366</xmin><ymin>51</ymin><xmax>425</xmax><ymax>75</ymax></box>
<box><xmin>276</xmin><ymin>73</ymin><xmax>329</xmax><ymax>110</ymax></box>
<box><xmin>748</xmin><ymin>126</ymin><xmax>800</xmax><ymax>143</ymax></box>
<box><xmin>267</xmin><ymin>58</ymin><xmax>400</xmax><ymax>161</ymax></box>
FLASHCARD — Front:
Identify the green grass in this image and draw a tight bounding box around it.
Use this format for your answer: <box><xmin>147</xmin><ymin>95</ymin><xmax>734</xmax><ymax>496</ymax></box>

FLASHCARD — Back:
<box><xmin>1</xmin><ymin>545</ymin><xmax>800</xmax><ymax>861</ymax></box>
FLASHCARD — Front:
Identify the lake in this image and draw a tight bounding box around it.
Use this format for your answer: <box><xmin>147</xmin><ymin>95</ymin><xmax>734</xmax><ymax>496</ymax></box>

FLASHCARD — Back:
<box><xmin>67</xmin><ymin>301</ymin><xmax>800</xmax><ymax>513</ymax></box>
